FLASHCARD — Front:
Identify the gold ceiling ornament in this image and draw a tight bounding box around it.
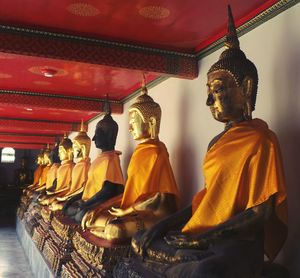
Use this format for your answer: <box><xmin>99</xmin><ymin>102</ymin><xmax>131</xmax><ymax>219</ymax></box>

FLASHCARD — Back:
<box><xmin>28</xmin><ymin>66</ymin><xmax>68</xmax><ymax>77</ymax></box>
<box><xmin>139</xmin><ymin>6</ymin><xmax>170</xmax><ymax>20</ymax></box>
<box><xmin>66</xmin><ymin>3</ymin><xmax>100</xmax><ymax>17</ymax></box>
<box><xmin>0</xmin><ymin>73</ymin><xmax>12</xmax><ymax>79</ymax></box>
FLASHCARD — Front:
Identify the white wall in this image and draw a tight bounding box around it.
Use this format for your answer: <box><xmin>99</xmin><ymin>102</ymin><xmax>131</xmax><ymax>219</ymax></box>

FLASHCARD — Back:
<box><xmin>73</xmin><ymin>4</ymin><xmax>300</xmax><ymax>277</ymax></box>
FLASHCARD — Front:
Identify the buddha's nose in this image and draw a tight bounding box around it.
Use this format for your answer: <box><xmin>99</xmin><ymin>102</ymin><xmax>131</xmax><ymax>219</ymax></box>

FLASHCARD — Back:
<box><xmin>206</xmin><ymin>93</ymin><xmax>214</xmax><ymax>106</ymax></box>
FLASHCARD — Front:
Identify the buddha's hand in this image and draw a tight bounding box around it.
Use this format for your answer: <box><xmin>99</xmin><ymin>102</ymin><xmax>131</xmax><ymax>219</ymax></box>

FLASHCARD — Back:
<box><xmin>164</xmin><ymin>232</ymin><xmax>209</xmax><ymax>249</ymax></box>
<box><xmin>108</xmin><ymin>206</ymin><xmax>133</xmax><ymax>217</ymax></box>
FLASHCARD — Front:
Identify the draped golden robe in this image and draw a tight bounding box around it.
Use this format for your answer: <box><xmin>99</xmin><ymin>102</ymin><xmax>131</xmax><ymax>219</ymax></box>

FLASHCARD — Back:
<box><xmin>82</xmin><ymin>151</ymin><xmax>124</xmax><ymax>201</ymax></box>
<box><xmin>45</xmin><ymin>163</ymin><xmax>60</xmax><ymax>190</ymax></box>
<box><xmin>121</xmin><ymin>140</ymin><xmax>179</xmax><ymax>208</ymax></box>
<box><xmin>27</xmin><ymin>165</ymin><xmax>44</xmax><ymax>190</ymax></box>
<box><xmin>49</xmin><ymin>160</ymin><xmax>74</xmax><ymax>194</ymax></box>
<box><xmin>182</xmin><ymin>119</ymin><xmax>287</xmax><ymax>261</ymax></box>
<box><xmin>63</xmin><ymin>158</ymin><xmax>91</xmax><ymax>198</ymax></box>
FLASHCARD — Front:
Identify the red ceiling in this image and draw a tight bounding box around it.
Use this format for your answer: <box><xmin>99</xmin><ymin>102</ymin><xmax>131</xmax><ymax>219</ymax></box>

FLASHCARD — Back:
<box><xmin>0</xmin><ymin>0</ymin><xmax>277</xmax><ymax>52</ymax></box>
<box><xmin>0</xmin><ymin>0</ymin><xmax>282</xmax><ymax>150</ymax></box>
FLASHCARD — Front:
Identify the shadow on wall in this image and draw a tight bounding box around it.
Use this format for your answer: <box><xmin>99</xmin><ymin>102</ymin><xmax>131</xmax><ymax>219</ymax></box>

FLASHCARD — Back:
<box><xmin>272</xmin><ymin>14</ymin><xmax>300</xmax><ymax>278</ymax></box>
<box><xmin>173</xmin><ymin>83</ymin><xmax>201</xmax><ymax>207</ymax></box>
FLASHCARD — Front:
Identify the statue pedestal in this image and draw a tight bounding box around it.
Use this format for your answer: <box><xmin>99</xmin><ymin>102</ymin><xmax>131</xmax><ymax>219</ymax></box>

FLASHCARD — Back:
<box><xmin>32</xmin><ymin>206</ymin><xmax>52</xmax><ymax>251</ymax></box>
<box><xmin>24</xmin><ymin>203</ymin><xmax>42</xmax><ymax>236</ymax></box>
<box><xmin>61</xmin><ymin>230</ymin><xmax>131</xmax><ymax>277</ymax></box>
<box><xmin>43</xmin><ymin>212</ymin><xmax>78</xmax><ymax>277</ymax></box>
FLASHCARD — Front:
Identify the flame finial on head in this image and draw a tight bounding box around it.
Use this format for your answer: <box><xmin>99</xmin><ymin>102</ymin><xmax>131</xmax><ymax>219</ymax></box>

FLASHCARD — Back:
<box><xmin>141</xmin><ymin>73</ymin><xmax>148</xmax><ymax>95</ymax></box>
<box><xmin>225</xmin><ymin>5</ymin><xmax>240</xmax><ymax>50</ymax></box>
<box><xmin>80</xmin><ymin>119</ymin><xmax>85</xmax><ymax>132</ymax></box>
<box><xmin>102</xmin><ymin>94</ymin><xmax>112</xmax><ymax>116</ymax></box>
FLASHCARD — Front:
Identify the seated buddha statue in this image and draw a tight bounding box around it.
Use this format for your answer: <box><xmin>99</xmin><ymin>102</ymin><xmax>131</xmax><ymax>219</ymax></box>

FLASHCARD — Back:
<box><xmin>63</xmin><ymin>109</ymin><xmax>124</xmax><ymax>223</ymax></box>
<box><xmin>24</xmin><ymin>150</ymin><xmax>45</xmax><ymax>192</ymax></box>
<box><xmin>117</xmin><ymin>7</ymin><xmax>288</xmax><ymax>278</ymax></box>
<box><xmin>26</xmin><ymin>147</ymin><xmax>52</xmax><ymax>198</ymax></box>
<box><xmin>39</xmin><ymin>135</ymin><xmax>74</xmax><ymax>206</ymax></box>
<box><xmin>81</xmin><ymin>81</ymin><xmax>180</xmax><ymax>241</ymax></box>
<box><xmin>49</xmin><ymin>122</ymin><xmax>91</xmax><ymax>211</ymax></box>
<box><xmin>37</xmin><ymin>143</ymin><xmax>61</xmax><ymax>201</ymax></box>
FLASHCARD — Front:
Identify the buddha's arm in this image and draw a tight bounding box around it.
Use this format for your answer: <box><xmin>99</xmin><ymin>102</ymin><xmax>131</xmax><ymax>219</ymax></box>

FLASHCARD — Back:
<box><xmin>34</xmin><ymin>184</ymin><xmax>46</xmax><ymax>192</ymax></box>
<box><xmin>82</xmin><ymin>181</ymin><xmax>124</xmax><ymax>210</ymax></box>
<box><xmin>46</xmin><ymin>179</ymin><xmax>57</xmax><ymax>193</ymax></box>
<box><xmin>165</xmin><ymin>197</ymin><xmax>273</xmax><ymax>249</ymax></box>
<box><xmin>57</xmin><ymin>183</ymin><xmax>86</xmax><ymax>201</ymax></box>
<box><xmin>62</xmin><ymin>192</ymin><xmax>83</xmax><ymax>214</ymax></box>
<box><xmin>133</xmin><ymin>205</ymin><xmax>192</xmax><ymax>257</ymax></box>
<box><xmin>109</xmin><ymin>192</ymin><xmax>176</xmax><ymax>217</ymax></box>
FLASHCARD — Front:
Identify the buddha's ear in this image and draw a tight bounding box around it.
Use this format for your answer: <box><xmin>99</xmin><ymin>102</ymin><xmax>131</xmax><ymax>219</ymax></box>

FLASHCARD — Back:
<box><xmin>242</xmin><ymin>76</ymin><xmax>253</xmax><ymax>120</ymax></box>
<box><xmin>149</xmin><ymin>117</ymin><xmax>157</xmax><ymax>139</ymax></box>
<box><xmin>81</xmin><ymin>144</ymin><xmax>86</xmax><ymax>158</ymax></box>
<box><xmin>242</xmin><ymin>76</ymin><xmax>253</xmax><ymax>98</ymax></box>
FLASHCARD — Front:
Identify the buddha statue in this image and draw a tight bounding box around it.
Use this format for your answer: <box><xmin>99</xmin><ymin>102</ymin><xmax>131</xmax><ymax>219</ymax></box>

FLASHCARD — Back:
<box><xmin>37</xmin><ymin>143</ymin><xmax>61</xmax><ymax>202</ymax></box>
<box><xmin>40</xmin><ymin>135</ymin><xmax>74</xmax><ymax>206</ymax></box>
<box><xmin>34</xmin><ymin>145</ymin><xmax>54</xmax><ymax>193</ymax></box>
<box><xmin>63</xmin><ymin>108</ymin><xmax>124</xmax><ymax>223</ymax></box>
<box><xmin>50</xmin><ymin>122</ymin><xmax>91</xmax><ymax>211</ymax></box>
<box><xmin>116</xmin><ymin>6</ymin><xmax>288</xmax><ymax>278</ymax></box>
<box><xmin>24</xmin><ymin>150</ymin><xmax>45</xmax><ymax>192</ymax></box>
<box><xmin>81</xmin><ymin>80</ymin><xmax>180</xmax><ymax>241</ymax></box>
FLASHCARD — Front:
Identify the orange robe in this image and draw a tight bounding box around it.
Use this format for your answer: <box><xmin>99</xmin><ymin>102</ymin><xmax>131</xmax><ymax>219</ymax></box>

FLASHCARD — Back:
<box><xmin>121</xmin><ymin>140</ymin><xmax>179</xmax><ymax>208</ymax></box>
<box><xmin>62</xmin><ymin>158</ymin><xmax>91</xmax><ymax>198</ymax></box>
<box><xmin>82</xmin><ymin>151</ymin><xmax>124</xmax><ymax>201</ymax></box>
<box><xmin>45</xmin><ymin>163</ymin><xmax>60</xmax><ymax>190</ymax></box>
<box><xmin>182</xmin><ymin>119</ymin><xmax>287</xmax><ymax>261</ymax></box>
<box><xmin>27</xmin><ymin>165</ymin><xmax>44</xmax><ymax>189</ymax></box>
<box><xmin>32</xmin><ymin>165</ymin><xmax>50</xmax><ymax>190</ymax></box>
<box><xmin>50</xmin><ymin>160</ymin><xmax>74</xmax><ymax>194</ymax></box>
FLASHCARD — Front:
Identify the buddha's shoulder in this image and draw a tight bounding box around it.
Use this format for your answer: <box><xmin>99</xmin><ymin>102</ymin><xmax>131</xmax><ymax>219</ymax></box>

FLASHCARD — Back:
<box><xmin>237</xmin><ymin>119</ymin><xmax>278</xmax><ymax>145</ymax></box>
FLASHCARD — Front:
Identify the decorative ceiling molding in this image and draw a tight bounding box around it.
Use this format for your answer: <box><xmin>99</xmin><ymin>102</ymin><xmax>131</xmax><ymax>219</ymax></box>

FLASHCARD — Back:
<box><xmin>0</xmin><ymin>118</ymin><xmax>79</xmax><ymax>134</ymax></box>
<box><xmin>0</xmin><ymin>25</ymin><xmax>198</xmax><ymax>79</ymax></box>
<box><xmin>196</xmin><ymin>0</ymin><xmax>298</xmax><ymax>59</ymax></box>
<box><xmin>0</xmin><ymin>134</ymin><xmax>56</xmax><ymax>144</ymax></box>
<box><xmin>0</xmin><ymin>90</ymin><xmax>123</xmax><ymax>114</ymax></box>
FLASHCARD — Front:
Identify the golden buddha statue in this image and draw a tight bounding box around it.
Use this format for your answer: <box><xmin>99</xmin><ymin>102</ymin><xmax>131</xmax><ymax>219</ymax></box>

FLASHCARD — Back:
<box><xmin>50</xmin><ymin>122</ymin><xmax>91</xmax><ymax>211</ymax></box>
<box><xmin>25</xmin><ymin>150</ymin><xmax>45</xmax><ymax>192</ymax></box>
<box><xmin>40</xmin><ymin>135</ymin><xmax>74</xmax><ymax>206</ymax></box>
<box><xmin>37</xmin><ymin>143</ymin><xmax>61</xmax><ymax>201</ymax></box>
<box><xmin>63</xmin><ymin>108</ymin><xmax>124</xmax><ymax>223</ymax></box>
<box><xmin>116</xmin><ymin>6</ymin><xmax>288</xmax><ymax>278</ymax></box>
<box><xmin>81</xmin><ymin>80</ymin><xmax>180</xmax><ymax>241</ymax></box>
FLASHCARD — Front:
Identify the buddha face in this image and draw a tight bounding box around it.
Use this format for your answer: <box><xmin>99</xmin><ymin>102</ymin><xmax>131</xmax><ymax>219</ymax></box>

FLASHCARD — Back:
<box><xmin>58</xmin><ymin>145</ymin><xmax>70</xmax><ymax>161</ymax></box>
<box><xmin>37</xmin><ymin>154</ymin><xmax>44</xmax><ymax>165</ymax></box>
<box><xmin>43</xmin><ymin>152</ymin><xmax>52</xmax><ymax>165</ymax></box>
<box><xmin>129</xmin><ymin>111</ymin><xmax>150</xmax><ymax>141</ymax></box>
<box><xmin>72</xmin><ymin>140</ymin><xmax>82</xmax><ymax>159</ymax></box>
<box><xmin>206</xmin><ymin>71</ymin><xmax>247</xmax><ymax>123</ymax></box>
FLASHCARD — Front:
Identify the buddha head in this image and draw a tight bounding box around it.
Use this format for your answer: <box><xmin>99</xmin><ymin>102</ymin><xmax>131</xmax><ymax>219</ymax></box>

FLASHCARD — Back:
<box><xmin>206</xmin><ymin>6</ymin><xmax>258</xmax><ymax>123</ymax></box>
<box><xmin>93</xmin><ymin>103</ymin><xmax>118</xmax><ymax>151</ymax></box>
<box><xmin>128</xmin><ymin>80</ymin><xmax>161</xmax><ymax>141</ymax></box>
<box><xmin>43</xmin><ymin>144</ymin><xmax>52</xmax><ymax>166</ymax></box>
<box><xmin>73</xmin><ymin>121</ymin><xmax>91</xmax><ymax>160</ymax></box>
<box><xmin>36</xmin><ymin>149</ymin><xmax>44</xmax><ymax>165</ymax></box>
<box><xmin>59</xmin><ymin>134</ymin><xmax>73</xmax><ymax>162</ymax></box>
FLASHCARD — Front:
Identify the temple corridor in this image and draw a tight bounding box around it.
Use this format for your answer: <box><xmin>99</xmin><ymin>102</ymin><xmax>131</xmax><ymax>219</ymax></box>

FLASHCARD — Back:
<box><xmin>0</xmin><ymin>225</ymin><xmax>33</xmax><ymax>278</ymax></box>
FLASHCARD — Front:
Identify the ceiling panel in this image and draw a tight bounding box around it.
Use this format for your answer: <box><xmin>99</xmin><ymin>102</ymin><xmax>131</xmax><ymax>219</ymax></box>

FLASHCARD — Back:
<box><xmin>0</xmin><ymin>0</ymin><xmax>287</xmax><ymax>148</ymax></box>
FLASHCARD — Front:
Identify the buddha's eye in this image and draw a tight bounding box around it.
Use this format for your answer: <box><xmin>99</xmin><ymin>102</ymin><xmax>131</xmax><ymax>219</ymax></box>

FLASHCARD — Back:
<box><xmin>215</xmin><ymin>86</ymin><xmax>224</xmax><ymax>94</ymax></box>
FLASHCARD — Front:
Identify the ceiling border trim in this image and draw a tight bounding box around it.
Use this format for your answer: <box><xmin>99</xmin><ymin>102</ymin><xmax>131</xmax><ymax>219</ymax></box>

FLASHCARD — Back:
<box><xmin>196</xmin><ymin>0</ymin><xmax>299</xmax><ymax>59</ymax></box>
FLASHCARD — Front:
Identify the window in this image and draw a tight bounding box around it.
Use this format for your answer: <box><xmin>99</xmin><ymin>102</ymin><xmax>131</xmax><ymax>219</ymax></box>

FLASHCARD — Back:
<box><xmin>1</xmin><ymin>147</ymin><xmax>15</xmax><ymax>163</ymax></box>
